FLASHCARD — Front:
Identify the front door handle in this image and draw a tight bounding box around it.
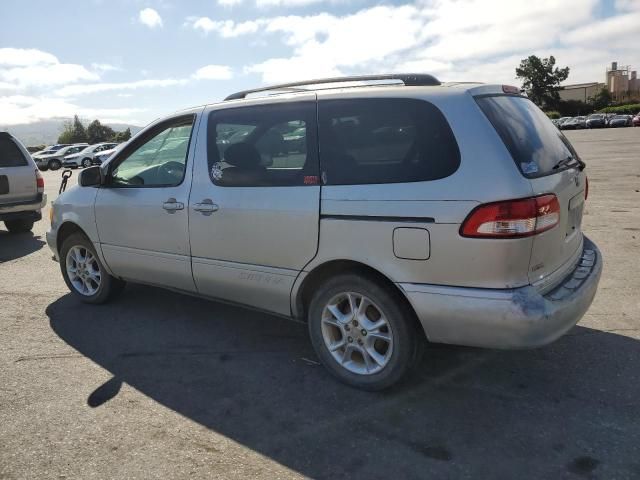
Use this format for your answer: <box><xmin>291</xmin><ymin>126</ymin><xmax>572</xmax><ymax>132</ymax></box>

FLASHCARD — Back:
<box><xmin>162</xmin><ymin>198</ymin><xmax>184</xmax><ymax>213</ymax></box>
<box><xmin>193</xmin><ymin>199</ymin><xmax>219</xmax><ymax>215</ymax></box>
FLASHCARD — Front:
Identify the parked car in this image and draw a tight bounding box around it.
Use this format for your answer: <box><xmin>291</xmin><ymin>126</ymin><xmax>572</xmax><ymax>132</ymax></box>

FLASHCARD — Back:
<box><xmin>608</xmin><ymin>114</ymin><xmax>633</xmax><ymax>128</ymax></box>
<box><xmin>91</xmin><ymin>146</ymin><xmax>119</xmax><ymax>166</ymax></box>
<box><xmin>47</xmin><ymin>75</ymin><xmax>601</xmax><ymax>390</ymax></box>
<box><xmin>35</xmin><ymin>144</ymin><xmax>88</xmax><ymax>171</ymax></box>
<box><xmin>561</xmin><ymin>116</ymin><xmax>587</xmax><ymax>130</ymax></box>
<box><xmin>32</xmin><ymin>144</ymin><xmax>71</xmax><ymax>159</ymax></box>
<box><xmin>63</xmin><ymin>143</ymin><xmax>118</xmax><ymax>168</ymax></box>
<box><xmin>586</xmin><ymin>113</ymin><xmax>607</xmax><ymax>128</ymax></box>
<box><xmin>633</xmin><ymin>112</ymin><xmax>640</xmax><ymax>127</ymax></box>
<box><xmin>0</xmin><ymin>132</ymin><xmax>46</xmax><ymax>233</ymax></box>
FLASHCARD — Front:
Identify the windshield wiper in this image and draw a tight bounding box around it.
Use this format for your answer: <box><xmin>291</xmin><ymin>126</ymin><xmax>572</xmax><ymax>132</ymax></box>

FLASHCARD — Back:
<box><xmin>552</xmin><ymin>155</ymin><xmax>585</xmax><ymax>171</ymax></box>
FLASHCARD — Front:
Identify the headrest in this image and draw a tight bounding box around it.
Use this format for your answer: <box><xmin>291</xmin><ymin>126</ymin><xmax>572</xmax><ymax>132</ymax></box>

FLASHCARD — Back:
<box><xmin>224</xmin><ymin>142</ymin><xmax>262</xmax><ymax>168</ymax></box>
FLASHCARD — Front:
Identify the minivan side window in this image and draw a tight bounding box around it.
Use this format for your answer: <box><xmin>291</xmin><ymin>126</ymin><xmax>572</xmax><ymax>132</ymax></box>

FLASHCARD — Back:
<box><xmin>0</xmin><ymin>136</ymin><xmax>28</xmax><ymax>167</ymax></box>
<box><xmin>110</xmin><ymin>116</ymin><xmax>194</xmax><ymax>187</ymax></box>
<box><xmin>318</xmin><ymin>98</ymin><xmax>460</xmax><ymax>185</ymax></box>
<box><xmin>207</xmin><ymin>102</ymin><xmax>319</xmax><ymax>187</ymax></box>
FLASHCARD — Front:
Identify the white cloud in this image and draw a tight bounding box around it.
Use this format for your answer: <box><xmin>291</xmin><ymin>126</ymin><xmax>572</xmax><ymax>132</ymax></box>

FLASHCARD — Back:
<box><xmin>0</xmin><ymin>95</ymin><xmax>143</xmax><ymax>125</ymax></box>
<box><xmin>218</xmin><ymin>0</ymin><xmax>244</xmax><ymax>6</ymax></box>
<box><xmin>91</xmin><ymin>62</ymin><xmax>121</xmax><ymax>73</ymax></box>
<box><xmin>0</xmin><ymin>48</ymin><xmax>58</xmax><ymax>67</ymax></box>
<box><xmin>187</xmin><ymin>17</ymin><xmax>261</xmax><ymax>37</ymax></box>
<box><xmin>192</xmin><ymin>65</ymin><xmax>233</xmax><ymax>80</ymax></box>
<box><xmin>0</xmin><ymin>48</ymin><xmax>99</xmax><ymax>89</ymax></box>
<box><xmin>56</xmin><ymin>78</ymin><xmax>188</xmax><ymax>97</ymax></box>
<box><xmin>139</xmin><ymin>8</ymin><xmax>163</xmax><ymax>29</ymax></box>
<box><xmin>256</xmin><ymin>0</ymin><xmax>331</xmax><ymax>6</ymax></box>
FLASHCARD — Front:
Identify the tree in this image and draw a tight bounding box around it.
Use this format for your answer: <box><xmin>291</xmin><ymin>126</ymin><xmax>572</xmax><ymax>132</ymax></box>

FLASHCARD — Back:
<box><xmin>515</xmin><ymin>55</ymin><xmax>570</xmax><ymax>109</ymax></box>
<box><xmin>114</xmin><ymin>127</ymin><xmax>131</xmax><ymax>143</ymax></box>
<box><xmin>87</xmin><ymin>119</ymin><xmax>115</xmax><ymax>144</ymax></box>
<box><xmin>588</xmin><ymin>87</ymin><xmax>612</xmax><ymax>111</ymax></box>
<box><xmin>58</xmin><ymin>115</ymin><xmax>88</xmax><ymax>144</ymax></box>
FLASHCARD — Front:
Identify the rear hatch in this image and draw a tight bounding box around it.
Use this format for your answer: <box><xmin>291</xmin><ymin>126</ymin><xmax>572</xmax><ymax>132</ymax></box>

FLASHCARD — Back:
<box><xmin>475</xmin><ymin>94</ymin><xmax>587</xmax><ymax>289</ymax></box>
<box><xmin>0</xmin><ymin>133</ymin><xmax>38</xmax><ymax>204</ymax></box>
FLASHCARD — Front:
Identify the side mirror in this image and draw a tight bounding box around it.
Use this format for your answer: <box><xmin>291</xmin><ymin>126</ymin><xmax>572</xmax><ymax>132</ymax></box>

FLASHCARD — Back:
<box><xmin>79</xmin><ymin>166</ymin><xmax>103</xmax><ymax>187</ymax></box>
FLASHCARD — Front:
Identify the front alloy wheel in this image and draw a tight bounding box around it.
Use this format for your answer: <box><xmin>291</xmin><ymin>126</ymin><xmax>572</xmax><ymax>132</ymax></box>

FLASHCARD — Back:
<box><xmin>66</xmin><ymin>246</ymin><xmax>102</xmax><ymax>296</ymax></box>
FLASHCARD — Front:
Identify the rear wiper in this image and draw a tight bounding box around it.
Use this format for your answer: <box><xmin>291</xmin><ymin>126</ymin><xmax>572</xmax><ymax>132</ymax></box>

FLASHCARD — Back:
<box><xmin>552</xmin><ymin>155</ymin><xmax>585</xmax><ymax>171</ymax></box>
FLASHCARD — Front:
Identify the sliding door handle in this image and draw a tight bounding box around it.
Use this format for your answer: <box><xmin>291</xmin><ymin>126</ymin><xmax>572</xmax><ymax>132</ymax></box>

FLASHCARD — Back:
<box><xmin>193</xmin><ymin>199</ymin><xmax>219</xmax><ymax>215</ymax></box>
<box><xmin>162</xmin><ymin>198</ymin><xmax>184</xmax><ymax>213</ymax></box>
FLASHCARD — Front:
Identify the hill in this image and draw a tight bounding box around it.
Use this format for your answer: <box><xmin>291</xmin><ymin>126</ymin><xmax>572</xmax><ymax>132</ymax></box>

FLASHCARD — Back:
<box><xmin>1</xmin><ymin>119</ymin><xmax>143</xmax><ymax>147</ymax></box>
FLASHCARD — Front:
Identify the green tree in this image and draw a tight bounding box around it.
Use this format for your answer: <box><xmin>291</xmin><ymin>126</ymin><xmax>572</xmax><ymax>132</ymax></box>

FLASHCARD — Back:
<box><xmin>588</xmin><ymin>87</ymin><xmax>612</xmax><ymax>111</ymax></box>
<box><xmin>515</xmin><ymin>55</ymin><xmax>570</xmax><ymax>109</ymax></box>
<box><xmin>87</xmin><ymin>119</ymin><xmax>115</xmax><ymax>144</ymax></box>
<box><xmin>115</xmin><ymin>127</ymin><xmax>132</xmax><ymax>143</ymax></box>
<box><xmin>58</xmin><ymin>115</ymin><xmax>88</xmax><ymax>144</ymax></box>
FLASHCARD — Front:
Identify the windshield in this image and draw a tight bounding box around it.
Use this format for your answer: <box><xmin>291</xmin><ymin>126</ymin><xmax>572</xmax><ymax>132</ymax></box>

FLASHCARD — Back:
<box><xmin>476</xmin><ymin>95</ymin><xmax>582</xmax><ymax>178</ymax></box>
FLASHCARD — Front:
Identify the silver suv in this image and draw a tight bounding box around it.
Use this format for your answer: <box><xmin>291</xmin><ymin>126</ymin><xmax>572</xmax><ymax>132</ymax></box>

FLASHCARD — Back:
<box><xmin>0</xmin><ymin>132</ymin><xmax>46</xmax><ymax>233</ymax></box>
<box><xmin>47</xmin><ymin>75</ymin><xmax>602</xmax><ymax>390</ymax></box>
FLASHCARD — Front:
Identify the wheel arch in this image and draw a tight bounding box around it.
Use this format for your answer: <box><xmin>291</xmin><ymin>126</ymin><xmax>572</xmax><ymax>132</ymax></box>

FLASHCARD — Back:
<box><xmin>293</xmin><ymin>259</ymin><xmax>425</xmax><ymax>338</ymax></box>
<box><xmin>56</xmin><ymin>221</ymin><xmax>115</xmax><ymax>276</ymax></box>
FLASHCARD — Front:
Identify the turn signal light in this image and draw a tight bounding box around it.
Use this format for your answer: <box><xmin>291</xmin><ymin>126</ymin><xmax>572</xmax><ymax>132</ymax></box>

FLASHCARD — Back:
<box><xmin>460</xmin><ymin>194</ymin><xmax>560</xmax><ymax>238</ymax></box>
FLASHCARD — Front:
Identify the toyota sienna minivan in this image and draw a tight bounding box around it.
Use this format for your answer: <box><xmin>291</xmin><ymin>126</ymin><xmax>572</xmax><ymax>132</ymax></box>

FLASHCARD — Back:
<box><xmin>47</xmin><ymin>74</ymin><xmax>602</xmax><ymax>390</ymax></box>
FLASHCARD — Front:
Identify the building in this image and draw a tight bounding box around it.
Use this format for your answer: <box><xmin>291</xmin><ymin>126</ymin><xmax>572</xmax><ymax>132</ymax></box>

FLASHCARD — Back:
<box><xmin>559</xmin><ymin>61</ymin><xmax>640</xmax><ymax>103</ymax></box>
<box><xmin>558</xmin><ymin>82</ymin><xmax>605</xmax><ymax>103</ymax></box>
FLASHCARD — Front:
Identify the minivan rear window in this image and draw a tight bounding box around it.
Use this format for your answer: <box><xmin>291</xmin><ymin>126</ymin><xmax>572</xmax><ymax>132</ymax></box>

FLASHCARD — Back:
<box><xmin>318</xmin><ymin>98</ymin><xmax>460</xmax><ymax>185</ymax></box>
<box><xmin>0</xmin><ymin>136</ymin><xmax>28</xmax><ymax>167</ymax></box>
<box><xmin>476</xmin><ymin>95</ymin><xmax>582</xmax><ymax>178</ymax></box>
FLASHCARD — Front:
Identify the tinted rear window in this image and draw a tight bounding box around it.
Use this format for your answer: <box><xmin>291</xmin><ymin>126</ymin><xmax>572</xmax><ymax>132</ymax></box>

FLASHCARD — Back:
<box><xmin>476</xmin><ymin>95</ymin><xmax>581</xmax><ymax>178</ymax></box>
<box><xmin>318</xmin><ymin>98</ymin><xmax>460</xmax><ymax>185</ymax></box>
<box><xmin>0</xmin><ymin>136</ymin><xmax>28</xmax><ymax>167</ymax></box>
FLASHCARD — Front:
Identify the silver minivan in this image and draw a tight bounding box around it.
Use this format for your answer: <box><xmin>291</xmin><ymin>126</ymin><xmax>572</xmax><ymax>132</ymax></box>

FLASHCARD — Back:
<box><xmin>47</xmin><ymin>75</ymin><xmax>602</xmax><ymax>390</ymax></box>
<box><xmin>0</xmin><ymin>132</ymin><xmax>46</xmax><ymax>233</ymax></box>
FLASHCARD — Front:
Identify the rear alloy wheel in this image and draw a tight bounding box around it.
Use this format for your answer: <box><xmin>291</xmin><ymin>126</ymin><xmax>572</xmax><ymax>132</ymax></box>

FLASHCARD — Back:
<box><xmin>81</xmin><ymin>158</ymin><xmax>92</xmax><ymax>168</ymax></box>
<box><xmin>49</xmin><ymin>159</ymin><xmax>62</xmax><ymax>170</ymax></box>
<box><xmin>4</xmin><ymin>219</ymin><xmax>34</xmax><ymax>233</ymax></box>
<box><xmin>308</xmin><ymin>274</ymin><xmax>419</xmax><ymax>390</ymax></box>
<box><xmin>60</xmin><ymin>233</ymin><xmax>125</xmax><ymax>304</ymax></box>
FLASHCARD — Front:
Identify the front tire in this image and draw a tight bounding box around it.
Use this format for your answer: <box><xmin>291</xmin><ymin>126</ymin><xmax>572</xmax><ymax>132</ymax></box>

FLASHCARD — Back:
<box><xmin>4</xmin><ymin>219</ymin><xmax>34</xmax><ymax>233</ymax></box>
<box><xmin>81</xmin><ymin>158</ymin><xmax>92</xmax><ymax>168</ymax></box>
<box><xmin>308</xmin><ymin>274</ymin><xmax>420</xmax><ymax>391</ymax></box>
<box><xmin>49</xmin><ymin>159</ymin><xmax>62</xmax><ymax>170</ymax></box>
<box><xmin>59</xmin><ymin>233</ymin><xmax>125</xmax><ymax>304</ymax></box>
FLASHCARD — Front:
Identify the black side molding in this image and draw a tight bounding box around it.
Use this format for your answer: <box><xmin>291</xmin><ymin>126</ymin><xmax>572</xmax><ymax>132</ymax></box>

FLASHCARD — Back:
<box><xmin>321</xmin><ymin>214</ymin><xmax>435</xmax><ymax>223</ymax></box>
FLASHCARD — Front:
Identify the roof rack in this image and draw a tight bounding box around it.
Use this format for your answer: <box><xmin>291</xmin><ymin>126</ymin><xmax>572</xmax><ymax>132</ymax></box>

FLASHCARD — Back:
<box><xmin>224</xmin><ymin>73</ymin><xmax>441</xmax><ymax>101</ymax></box>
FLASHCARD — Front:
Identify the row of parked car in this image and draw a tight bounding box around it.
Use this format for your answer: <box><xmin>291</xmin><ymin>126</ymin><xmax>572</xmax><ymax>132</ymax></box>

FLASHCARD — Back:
<box><xmin>32</xmin><ymin>142</ymin><xmax>119</xmax><ymax>171</ymax></box>
<box><xmin>553</xmin><ymin>112</ymin><xmax>640</xmax><ymax>130</ymax></box>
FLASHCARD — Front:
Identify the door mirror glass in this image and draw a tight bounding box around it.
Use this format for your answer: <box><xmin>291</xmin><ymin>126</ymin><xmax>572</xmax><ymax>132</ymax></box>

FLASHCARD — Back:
<box><xmin>79</xmin><ymin>166</ymin><xmax>102</xmax><ymax>187</ymax></box>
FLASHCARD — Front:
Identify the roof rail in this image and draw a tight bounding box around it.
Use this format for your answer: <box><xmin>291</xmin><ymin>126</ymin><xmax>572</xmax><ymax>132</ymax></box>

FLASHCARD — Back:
<box><xmin>224</xmin><ymin>73</ymin><xmax>441</xmax><ymax>101</ymax></box>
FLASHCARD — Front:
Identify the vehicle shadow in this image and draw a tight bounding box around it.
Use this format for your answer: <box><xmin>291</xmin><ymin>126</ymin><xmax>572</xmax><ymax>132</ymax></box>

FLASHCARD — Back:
<box><xmin>47</xmin><ymin>285</ymin><xmax>640</xmax><ymax>479</ymax></box>
<box><xmin>0</xmin><ymin>230</ymin><xmax>46</xmax><ymax>262</ymax></box>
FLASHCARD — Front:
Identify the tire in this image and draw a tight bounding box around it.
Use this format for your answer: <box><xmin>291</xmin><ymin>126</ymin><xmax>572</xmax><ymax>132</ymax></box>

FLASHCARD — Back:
<box><xmin>308</xmin><ymin>273</ymin><xmax>421</xmax><ymax>391</ymax></box>
<box><xmin>49</xmin><ymin>159</ymin><xmax>62</xmax><ymax>171</ymax></box>
<box><xmin>4</xmin><ymin>219</ymin><xmax>34</xmax><ymax>233</ymax></box>
<box><xmin>81</xmin><ymin>158</ymin><xmax>92</xmax><ymax>168</ymax></box>
<box><xmin>59</xmin><ymin>233</ymin><xmax>125</xmax><ymax>304</ymax></box>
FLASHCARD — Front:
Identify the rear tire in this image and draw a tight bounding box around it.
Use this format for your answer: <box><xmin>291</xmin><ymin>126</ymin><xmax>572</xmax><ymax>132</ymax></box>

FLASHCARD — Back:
<box><xmin>49</xmin><ymin>159</ymin><xmax>62</xmax><ymax>171</ymax></box>
<box><xmin>59</xmin><ymin>233</ymin><xmax>125</xmax><ymax>304</ymax></box>
<box><xmin>81</xmin><ymin>158</ymin><xmax>92</xmax><ymax>168</ymax></box>
<box><xmin>4</xmin><ymin>219</ymin><xmax>34</xmax><ymax>233</ymax></box>
<box><xmin>308</xmin><ymin>273</ymin><xmax>420</xmax><ymax>391</ymax></box>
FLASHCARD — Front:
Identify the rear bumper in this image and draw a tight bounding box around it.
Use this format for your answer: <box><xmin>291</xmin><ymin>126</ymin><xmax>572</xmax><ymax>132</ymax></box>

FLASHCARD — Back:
<box><xmin>0</xmin><ymin>193</ymin><xmax>46</xmax><ymax>221</ymax></box>
<box><xmin>399</xmin><ymin>236</ymin><xmax>602</xmax><ymax>349</ymax></box>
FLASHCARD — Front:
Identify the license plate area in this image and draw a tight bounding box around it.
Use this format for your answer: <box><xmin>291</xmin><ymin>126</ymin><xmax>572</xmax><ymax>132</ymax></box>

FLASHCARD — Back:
<box><xmin>566</xmin><ymin>193</ymin><xmax>584</xmax><ymax>237</ymax></box>
<box><xmin>0</xmin><ymin>175</ymin><xmax>8</xmax><ymax>195</ymax></box>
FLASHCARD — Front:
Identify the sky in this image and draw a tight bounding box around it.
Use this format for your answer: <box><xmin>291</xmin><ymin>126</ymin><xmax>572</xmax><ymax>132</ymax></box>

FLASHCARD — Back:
<box><xmin>1</xmin><ymin>0</ymin><xmax>638</xmax><ymax>127</ymax></box>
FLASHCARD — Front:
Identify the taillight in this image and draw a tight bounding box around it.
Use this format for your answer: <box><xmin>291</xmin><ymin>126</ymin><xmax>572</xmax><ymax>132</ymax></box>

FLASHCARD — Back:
<box><xmin>584</xmin><ymin>176</ymin><xmax>589</xmax><ymax>201</ymax></box>
<box><xmin>502</xmin><ymin>85</ymin><xmax>520</xmax><ymax>94</ymax></box>
<box><xmin>35</xmin><ymin>169</ymin><xmax>44</xmax><ymax>193</ymax></box>
<box><xmin>460</xmin><ymin>194</ymin><xmax>560</xmax><ymax>238</ymax></box>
